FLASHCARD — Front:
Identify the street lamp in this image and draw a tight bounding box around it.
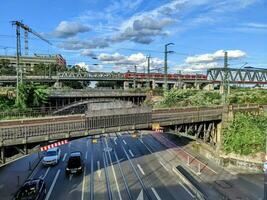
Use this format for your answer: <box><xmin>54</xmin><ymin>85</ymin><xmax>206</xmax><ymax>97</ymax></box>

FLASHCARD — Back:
<box><xmin>164</xmin><ymin>43</ymin><xmax>174</xmax><ymax>90</ymax></box>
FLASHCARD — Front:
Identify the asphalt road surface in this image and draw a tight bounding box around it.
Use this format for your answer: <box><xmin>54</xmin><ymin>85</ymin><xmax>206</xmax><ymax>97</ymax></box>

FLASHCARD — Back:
<box><xmin>27</xmin><ymin>132</ymin><xmax>195</xmax><ymax>200</ymax></box>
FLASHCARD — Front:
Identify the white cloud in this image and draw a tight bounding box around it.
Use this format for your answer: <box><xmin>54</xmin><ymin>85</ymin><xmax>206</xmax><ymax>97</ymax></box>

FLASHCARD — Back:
<box><xmin>75</xmin><ymin>62</ymin><xmax>88</xmax><ymax>70</ymax></box>
<box><xmin>53</xmin><ymin>21</ymin><xmax>90</xmax><ymax>38</ymax></box>
<box><xmin>97</xmin><ymin>52</ymin><xmax>163</xmax><ymax>71</ymax></box>
<box><xmin>81</xmin><ymin>49</ymin><xmax>96</xmax><ymax>57</ymax></box>
<box><xmin>185</xmin><ymin>50</ymin><xmax>246</xmax><ymax>64</ymax></box>
<box><xmin>75</xmin><ymin>62</ymin><xmax>103</xmax><ymax>72</ymax></box>
<box><xmin>56</xmin><ymin>0</ymin><xmax>260</xmax><ymax>50</ymax></box>
<box><xmin>183</xmin><ymin>62</ymin><xmax>220</xmax><ymax>72</ymax></box>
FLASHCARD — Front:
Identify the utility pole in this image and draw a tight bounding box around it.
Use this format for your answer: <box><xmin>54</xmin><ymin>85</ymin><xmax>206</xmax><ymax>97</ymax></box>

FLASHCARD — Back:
<box><xmin>164</xmin><ymin>43</ymin><xmax>174</xmax><ymax>90</ymax></box>
<box><xmin>13</xmin><ymin>21</ymin><xmax>22</xmax><ymax>104</ymax></box>
<box><xmin>11</xmin><ymin>20</ymin><xmax>52</xmax><ymax>104</ymax></box>
<box><xmin>147</xmin><ymin>55</ymin><xmax>151</xmax><ymax>89</ymax></box>
<box><xmin>222</xmin><ymin>51</ymin><xmax>229</xmax><ymax>104</ymax></box>
<box><xmin>133</xmin><ymin>65</ymin><xmax>137</xmax><ymax>89</ymax></box>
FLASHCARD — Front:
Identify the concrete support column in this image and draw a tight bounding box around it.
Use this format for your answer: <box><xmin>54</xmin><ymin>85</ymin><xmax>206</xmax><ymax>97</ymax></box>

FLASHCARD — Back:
<box><xmin>219</xmin><ymin>84</ymin><xmax>224</xmax><ymax>94</ymax></box>
<box><xmin>195</xmin><ymin>83</ymin><xmax>200</xmax><ymax>90</ymax></box>
<box><xmin>137</xmin><ymin>83</ymin><xmax>142</xmax><ymax>88</ymax></box>
<box><xmin>123</xmin><ymin>81</ymin><xmax>129</xmax><ymax>90</ymax></box>
<box><xmin>183</xmin><ymin>84</ymin><xmax>187</xmax><ymax>90</ymax></box>
<box><xmin>53</xmin><ymin>81</ymin><xmax>62</xmax><ymax>88</ymax></box>
<box><xmin>0</xmin><ymin>147</ymin><xmax>5</xmax><ymax>164</ymax></box>
<box><xmin>152</xmin><ymin>80</ymin><xmax>156</xmax><ymax>89</ymax></box>
<box><xmin>204</xmin><ymin>84</ymin><xmax>214</xmax><ymax>91</ymax></box>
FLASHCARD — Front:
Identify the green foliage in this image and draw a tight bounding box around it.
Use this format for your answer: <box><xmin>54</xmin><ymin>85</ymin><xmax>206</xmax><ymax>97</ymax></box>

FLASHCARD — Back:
<box><xmin>157</xmin><ymin>88</ymin><xmax>267</xmax><ymax>108</ymax></box>
<box><xmin>227</xmin><ymin>89</ymin><xmax>267</xmax><ymax>104</ymax></box>
<box><xmin>0</xmin><ymin>59</ymin><xmax>16</xmax><ymax>75</ymax></box>
<box><xmin>223</xmin><ymin>113</ymin><xmax>267</xmax><ymax>155</ymax></box>
<box><xmin>158</xmin><ymin>89</ymin><xmax>222</xmax><ymax>107</ymax></box>
<box><xmin>16</xmin><ymin>83</ymin><xmax>48</xmax><ymax>109</ymax></box>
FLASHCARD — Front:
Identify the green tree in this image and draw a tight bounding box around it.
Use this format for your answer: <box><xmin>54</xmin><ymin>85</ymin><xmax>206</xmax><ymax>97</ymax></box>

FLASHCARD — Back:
<box><xmin>0</xmin><ymin>59</ymin><xmax>16</xmax><ymax>75</ymax></box>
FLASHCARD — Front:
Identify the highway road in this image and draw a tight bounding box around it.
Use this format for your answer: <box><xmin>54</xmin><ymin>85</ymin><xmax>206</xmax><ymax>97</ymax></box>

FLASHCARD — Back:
<box><xmin>26</xmin><ymin>132</ymin><xmax>196</xmax><ymax>200</ymax></box>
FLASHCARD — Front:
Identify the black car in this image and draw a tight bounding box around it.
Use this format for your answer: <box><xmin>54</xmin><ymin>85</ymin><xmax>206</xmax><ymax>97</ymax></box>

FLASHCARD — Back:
<box><xmin>14</xmin><ymin>178</ymin><xmax>46</xmax><ymax>200</ymax></box>
<box><xmin>66</xmin><ymin>151</ymin><xmax>84</xmax><ymax>175</ymax></box>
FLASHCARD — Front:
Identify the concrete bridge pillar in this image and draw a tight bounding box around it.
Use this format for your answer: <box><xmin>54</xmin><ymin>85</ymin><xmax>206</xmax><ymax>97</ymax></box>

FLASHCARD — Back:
<box><xmin>137</xmin><ymin>83</ymin><xmax>142</xmax><ymax>88</ymax></box>
<box><xmin>194</xmin><ymin>83</ymin><xmax>200</xmax><ymax>90</ymax></box>
<box><xmin>152</xmin><ymin>80</ymin><xmax>156</xmax><ymax>89</ymax></box>
<box><xmin>204</xmin><ymin>84</ymin><xmax>214</xmax><ymax>91</ymax></box>
<box><xmin>123</xmin><ymin>81</ymin><xmax>130</xmax><ymax>90</ymax></box>
<box><xmin>219</xmin><ymin>84</ymin><xmax>224</xmax><ymax>94</ymax></box>
<box><xmin>53</xmin><ymin>81</ymin><xmax>62</xmax><ymax>88</ymax></box>
<box><xmin>183</xmin><ymin>84</ymin><xmax>187</xmax><ymax>90</ymax></box>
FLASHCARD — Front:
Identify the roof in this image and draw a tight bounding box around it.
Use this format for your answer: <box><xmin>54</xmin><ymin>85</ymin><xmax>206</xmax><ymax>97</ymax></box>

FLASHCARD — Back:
<box><xmin>70</xmin><ymin>151</ymin><xmax>82</xmax><ymax>157</ymax></box>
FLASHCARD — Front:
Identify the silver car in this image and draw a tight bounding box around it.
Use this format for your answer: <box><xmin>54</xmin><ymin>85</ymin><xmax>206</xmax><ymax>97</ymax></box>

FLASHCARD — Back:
<box><xmin>42</xmin><ymin>147</ymin><xmax>61</xmax><ymax>166</ymax></box>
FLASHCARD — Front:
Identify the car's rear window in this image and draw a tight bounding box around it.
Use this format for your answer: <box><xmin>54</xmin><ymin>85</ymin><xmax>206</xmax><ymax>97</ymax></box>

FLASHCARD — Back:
<box><xmin>68</xmin><ymin>156</ymin><xmax>81</xmax><ymax>168</ymax></box>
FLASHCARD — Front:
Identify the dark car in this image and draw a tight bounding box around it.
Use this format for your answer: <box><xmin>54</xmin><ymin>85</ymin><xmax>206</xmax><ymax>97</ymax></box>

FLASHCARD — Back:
<box><xmin>14</xmin><ymin>178</ymin><xmax>46</xmax><ymax>200</ymax></box>
<box><xmin>66</xmin><ymin>151</ymin><xmax>84</xmax><ymax>175</ymax></box>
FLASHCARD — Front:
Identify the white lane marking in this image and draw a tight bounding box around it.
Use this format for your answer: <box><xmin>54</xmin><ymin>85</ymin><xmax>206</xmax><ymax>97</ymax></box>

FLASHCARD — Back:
<box><xmin>159</xmin><ymin>161</ymin><xmax>169</xmax><ymax>171</ymax></box>
<box><xmin>81</xmin><ymin>167</ymin><xmax>86</xmax><ymax>200</ymax></box>
<box><xmin>140</xmin><ymin>139</ymin><xmax>153</xmax><ymax>154</ymax></box>
<box><xmin>151</xmin><ymin>187</ymin><xmax>162</xmax><ymax>200</ymax></box>
<box><xmin>105</xmin><ymin>138</ymin><xmax>122</xmax><ymax>200</ymax></box>
<box><xmin>45</xmin><ymin>169</ymin><xmax>60</xmax><ymax>200</ymax></box>
<box><xmin>62</xmin><ymin>153</ymin><xmax>67</xmax><ymax>162</ymax></box>
<box><xmin>97</xmin><ymin>161</ymin><xmax>101</xmax><ymax>178</ymax></box>
<box><xmin>123</xmin><ymin>140</ymin><xmax>127</xmax><ymax>145</ymax></box>
<box><xmin>85</xmin><ymin>152</ymin><xmax>88</xmax><ymax>160</ymax></box>
<box><xmin>69</xmin><ymin>174</ymin><xmax>73</xmax><ymax>181</ymax></box>
<box><xmin>129</xmin><ymin>150</ymin><xmax>134</xmax><ymax>157</ymax></box>
<box><xmin>114</xmin><ymin>138</ymin><xmax>117</xmax><ymax>145</ymax></box>
<box><xmin>42</xmin><ymin>167</ymin><xmax>51</xmax><ymax>179</ymax></box>
<box><xmin>137</xmin><ymin>164</ymin><xmax>145</xmax><ymax>175</ymax></box>
<box><xmin>137</xmin><ymin>189</ymin><xmax>144</xmax><ymax>200</ymax></box>
<box><xmin>86</xmin><ymin>140</ymin><xmax>89</xmax><ymax>147</ymax></box>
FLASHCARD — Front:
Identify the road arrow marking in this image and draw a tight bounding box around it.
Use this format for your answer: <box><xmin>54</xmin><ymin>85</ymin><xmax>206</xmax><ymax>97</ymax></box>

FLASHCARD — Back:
<box><xmin>136</xmin><ymin>189</ymin><xmax>144</xmax><ymax>200</ymax></box>
<box><xmin>97</xmin><ymin>161</ymin><xmax>101</xmax><ymax>178</ymax></box>
<box><xmin>137</xmin><ymin>164</ymin><xmax>145</xmax><ymax>175</ymax></box>
<box><xmin>114</xmin><ymin>138</ymin><xmax>117</xmax><ymax>145</ymax></box>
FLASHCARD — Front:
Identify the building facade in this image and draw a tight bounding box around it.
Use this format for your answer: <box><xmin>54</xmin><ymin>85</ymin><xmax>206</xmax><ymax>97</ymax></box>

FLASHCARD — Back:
<box><xmin>0</xmin><ymin>54</ymin><xmax>66</xmax><ymax>71</ymax></box>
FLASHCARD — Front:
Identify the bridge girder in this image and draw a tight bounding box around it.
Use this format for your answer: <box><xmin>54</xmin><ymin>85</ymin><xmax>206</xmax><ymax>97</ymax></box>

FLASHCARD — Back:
<box><xmin>207</xmin><ymin>67</ymin><xmax>267</xmax><ymax>84</ymax></box>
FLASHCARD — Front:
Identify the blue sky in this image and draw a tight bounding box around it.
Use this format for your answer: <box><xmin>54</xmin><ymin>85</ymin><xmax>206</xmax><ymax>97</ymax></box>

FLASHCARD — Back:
<box><xmin>0</xmin><ymin>0</ymin><xmax>267</xmax><ymax>73</ymax></box>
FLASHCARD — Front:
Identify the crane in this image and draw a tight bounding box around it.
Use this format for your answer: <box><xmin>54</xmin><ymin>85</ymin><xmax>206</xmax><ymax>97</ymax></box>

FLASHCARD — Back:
<box><xmin>12</xmin><ymin>21</ymin><xmax>52</xmax><ymax>56</ymax></box>
<box><xmin>11</xmin><ymin>20</ymin><xmax>52</xmax><ymax>103</ymax></box>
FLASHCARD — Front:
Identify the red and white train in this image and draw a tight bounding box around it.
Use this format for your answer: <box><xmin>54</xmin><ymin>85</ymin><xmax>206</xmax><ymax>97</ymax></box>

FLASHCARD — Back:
<box><xmin>124</xmin><ymin>72</ymin><xmax>207</xmax><ymax>80</ymax></box>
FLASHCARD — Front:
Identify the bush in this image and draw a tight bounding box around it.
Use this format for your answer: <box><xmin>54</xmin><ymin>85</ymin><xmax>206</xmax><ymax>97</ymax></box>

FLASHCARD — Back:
<box><xmin>223</xmin><ymin>113</ymin><xmax>267</xmax><ymax>155</ymax></box>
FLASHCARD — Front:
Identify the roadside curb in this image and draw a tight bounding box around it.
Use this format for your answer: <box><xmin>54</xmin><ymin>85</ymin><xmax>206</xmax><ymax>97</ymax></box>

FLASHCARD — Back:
<box><xmin>172</xmin><ymin>166</ymin><xmax>206</xmax><ymax>200</ymax></box>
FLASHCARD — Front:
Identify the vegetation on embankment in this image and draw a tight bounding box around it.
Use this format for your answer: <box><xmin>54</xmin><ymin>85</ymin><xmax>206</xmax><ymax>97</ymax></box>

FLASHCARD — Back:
<box><xmin>223</xmin><ymin>112</ymin><xmax>267</xmax><ymax>155</ymax></box>
<box><xmin>0</xmin><ymin>83</ymin><xmax>48</xmax><ymax>114</ymax></box>
<box><xmin>153</xmin><ymin>88</ymin><xmax>267</xmax><ymax>108</ymax></box>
